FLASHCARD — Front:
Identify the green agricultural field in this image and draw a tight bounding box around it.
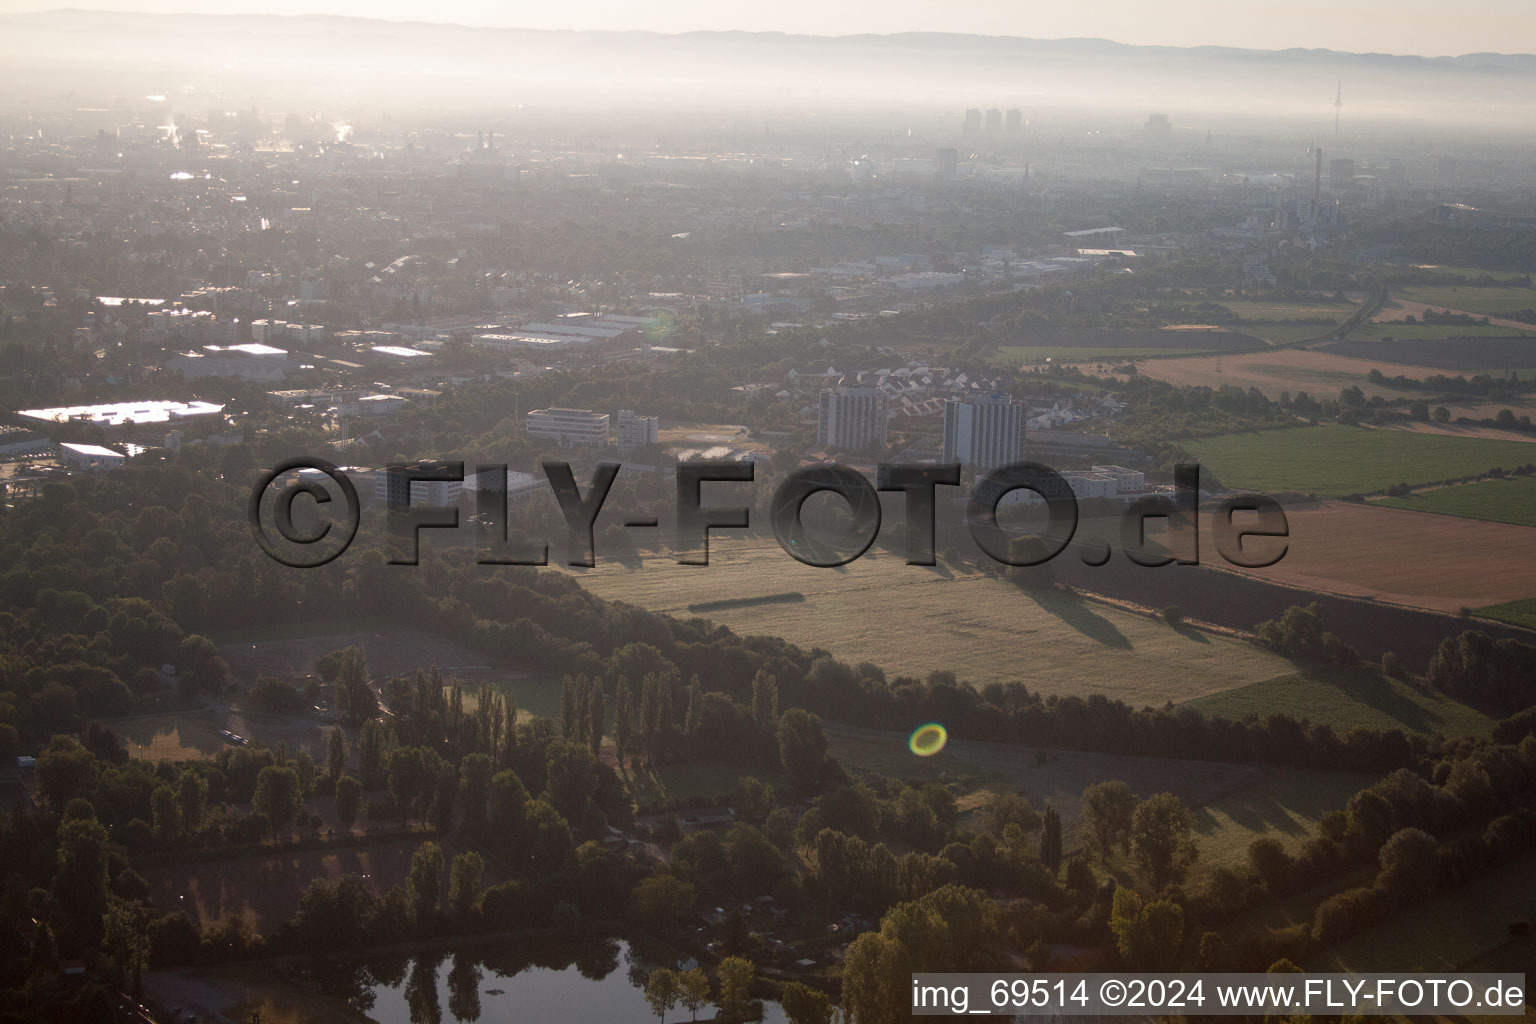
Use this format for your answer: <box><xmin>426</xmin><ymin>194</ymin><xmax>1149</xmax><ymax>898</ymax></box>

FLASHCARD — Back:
<box><xmin>1311</xmin><ymin>852</ymin><xmax>1536</xmax><ymax>972</ymax></box>
<box><xmin>1213</xmin><ymin>300</ymin><xmax>1353</xmax><ymax>345</ymax></box>
<box><xmin>1183</xmin><ymin>424</ymin><xmax>1536</xmax><ymax>496</ymax></box>
<box><xmin>570</xmin><ymin>538</ymin><xmax>1297</xmax><ymax>705</ymax></box>
<box><xmin>1398</xmin><ymin>284</ymin><xmax>1536</xmax><ymax>317</ymax></box>
<box><xmin>1475</xmin><ymin>597</ymin><xmax>1536</xmax><ymax>632</ymax></box>
<box><xmin>1187</xmin><ymin>667</ymin><xmax>1496</xmax><ymax>737</ymax></box>
<box><xmin>1350</xmin><ymin>320</ymin><xmax>1536</xmax><ymax>339</ymax></box>
<box><xmin>1372</xmin><ymin>476</ymin><xmax>1536</xmax><ymax>527</ymax></box>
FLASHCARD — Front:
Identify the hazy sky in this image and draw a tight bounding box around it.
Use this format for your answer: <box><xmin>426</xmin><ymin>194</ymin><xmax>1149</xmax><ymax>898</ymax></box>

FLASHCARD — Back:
<box><xmin>4</xmin><ymin>0</ymin><xmax>1534</xmax><ymax>56</ymax></box>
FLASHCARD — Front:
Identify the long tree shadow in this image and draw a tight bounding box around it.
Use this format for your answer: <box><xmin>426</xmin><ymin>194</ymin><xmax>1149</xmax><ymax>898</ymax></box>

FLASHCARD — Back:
<box><xmin>1171</xmin><ymin>622</ymin><xmax>1212</xmax><ymax>645</ymax></box>
<box><xmin>1027</xmin><ymin>586</ymin><xmax>1133</xmax><ymax>649</ymax></box>
<box><xmin>1291</xmin><ymin>662</ymin><xmax>1443</xmax><ymax>733</ymax></box>
<box><xmin>1194</xmin><ymin>788</ymin><xmax>1314</xmax><ymax>838</ymax></box>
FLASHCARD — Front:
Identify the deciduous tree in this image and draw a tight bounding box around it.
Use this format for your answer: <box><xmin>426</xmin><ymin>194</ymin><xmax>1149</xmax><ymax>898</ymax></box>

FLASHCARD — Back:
<box><xmin>252</xmin><ymin>765</ymin><xmax>302</xmax><ymax>842</ymax></box>
<box><xmin>447</xmin><ymin>851</ymin><xmax>484</xmax><ymax>917</ymax></box>
<box><xmin>409</xmin><ymin>841</ymin><xmax>445</xmax><ymax>925</ymax></box>
<box><xmin>335</xmin><ymin>775</ymin><xmax>363</xmax><ymax>833</ymax></box>
<box><xmin>1039</xmin><ymin>803</ymin><xmax>1063</xmax><ymax>874</ymax></box>
<box><xmin>716</xmin><ymin>956</ymin><xmax>755</xmax><ymax>1022</ymax></box>
<box><xmin>1130</xmin><ymin>792</ymin><xmax>1197</xmax><ymax>890</ymax></box>
<box><xmin>776</xmin><ymin>708</ymin><xmax>829</xmax><ymax>793</ymax></box>
<box><xmin>1081</xmin><ymin>780</ymin><xmax>1136</xmax><ymax>861</ymax></box>
<box><xmin>645</xmin><ymin>969</ymin><xmax>679</xmax><ymax>1023</ymax></box>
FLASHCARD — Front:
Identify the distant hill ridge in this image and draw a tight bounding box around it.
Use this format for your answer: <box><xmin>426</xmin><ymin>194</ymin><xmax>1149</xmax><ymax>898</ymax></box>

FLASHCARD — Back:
<box><xmin>4</xmin><ymin>9</ymin><xmax>1534</xmax><ymax>67</ymax></box>
<box><xmin>2</xmin><ymin>9</ymin><xmax>1531</xmax><ymax>119</ymax></box>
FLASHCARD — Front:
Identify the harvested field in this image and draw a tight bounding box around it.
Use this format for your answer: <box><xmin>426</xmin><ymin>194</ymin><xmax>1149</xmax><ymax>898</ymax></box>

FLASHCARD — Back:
<box><xmin>1214</xmin><ymin>499</ymin><xmax>1536</xmax><ymax>614</ymax></box>
<box><xmin>1122</xmin><ymin>348</ymin><xmax>1437</xmax><ymax>399</ymax></box>
<box><xmin>1183</xmin><ymin>424</ymin><xmax>1536</xmax><ymax>496</ymax></box>
<box><xmin>1000</xmin><ymin>344</ymin><xmax>1219</xmax><ymax>363</ymax></box>
<box><xmin>1015</xmin><ymin>327</ymin><xmax>1259</xmax><ymax>350</ymax></box>
<box><xmin>1375</xmin><ymin>421</ymin><xmax>1536</xmax><ymax>443</ymax></box>
<box><xmin>569</xmin><ymin>537</ymin><xmax>1296</xmax><ymax>703</ymax></box>
<box><xmin>1043</xmin><ymin>531</ymin><xmax>1533</xmax><ymax>672</ymax></box>
<box><xmin>1369</xmin><ymin>297</ymin><xmax>1536</xmax><ymax>335</ymax></box>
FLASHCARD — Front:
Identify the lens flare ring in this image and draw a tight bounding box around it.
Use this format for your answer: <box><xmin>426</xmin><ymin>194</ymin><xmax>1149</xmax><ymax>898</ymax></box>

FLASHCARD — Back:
<box><xmin>908</xmin><ymin>722</ymin><xmax>948</xmax><ymax>757</ymax></box>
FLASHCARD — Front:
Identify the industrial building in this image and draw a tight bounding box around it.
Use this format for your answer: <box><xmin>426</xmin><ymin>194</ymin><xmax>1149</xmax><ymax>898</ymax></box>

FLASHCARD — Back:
<box><xmin>373</xmin><ymin>462</ymin><xmax>464</xmax><ymax>508</ymax></box>
<box><xmin>998</xmin><ymin>465</ymin><xmax>1149</xmax><ymax>505</ymax></box>
<box><xmin>526</xmin><ymin>407</ymin><xmax>610</xmax><ymax>447</ymax></box>
<box><xmin>166</xmin><ymin>343</ymin><xmax>294</xmax><ymax>381</ymax></box>
<box><xmin>57</xmin><ymin>441</ymin><xmax>126</xmax><ymax>472</ymax></box>
<box><xmin>16</xmin><ymin>400</ymin><xmax>225</xmax><ymax>430</ymax></box>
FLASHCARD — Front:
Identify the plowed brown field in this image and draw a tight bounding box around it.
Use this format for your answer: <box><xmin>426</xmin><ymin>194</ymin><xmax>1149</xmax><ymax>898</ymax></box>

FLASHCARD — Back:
<box><xmin>1219</xmin><ymin>500</ymin><xmax>1536</xmax><ymax>613</ymax></box>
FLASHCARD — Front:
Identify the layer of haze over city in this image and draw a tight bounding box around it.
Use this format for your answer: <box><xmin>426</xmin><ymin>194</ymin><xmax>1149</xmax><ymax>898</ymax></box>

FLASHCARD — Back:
<box><xmin>2</xmin><ymin>0</ymin><xmax>1536</xmax><ymax>53</ymax></box>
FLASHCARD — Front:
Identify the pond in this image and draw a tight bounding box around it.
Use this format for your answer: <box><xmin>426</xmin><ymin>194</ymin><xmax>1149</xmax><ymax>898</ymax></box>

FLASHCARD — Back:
<box><xmin>303</xmin><ymin>937</ymin><xmax>788</xmax><ymax>1023</ymax></box>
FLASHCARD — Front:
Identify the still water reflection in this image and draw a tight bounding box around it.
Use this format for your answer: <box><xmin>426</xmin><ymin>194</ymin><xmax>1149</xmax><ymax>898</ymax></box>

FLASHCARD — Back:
<box><xmin>304</xmin><ymin>937</ymin><xmax>787</xmax><ymax>1023</ymax></box>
